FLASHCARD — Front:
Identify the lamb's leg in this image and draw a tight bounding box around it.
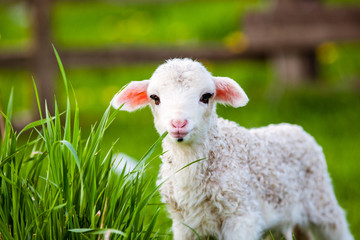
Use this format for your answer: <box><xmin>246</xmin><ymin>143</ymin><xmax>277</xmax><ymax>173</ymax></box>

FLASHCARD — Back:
<box><xmin>310</xmin><ymin>216</ymin><xmax>354</xmax><ymax>240</ymax></box>
<box><xmin>309</xmin><ymin>202</ymin><xmax>353</xmax><ymax>240</ymax></box>
<box><xmin>283</xmin><ymin>228</ymin><xmax>294</xmax><ymax>240</ymax></box>
<box><xmin>221</xmin><ymin>214</ymin><xmax>262</xmax><ymax>240</ymax></box>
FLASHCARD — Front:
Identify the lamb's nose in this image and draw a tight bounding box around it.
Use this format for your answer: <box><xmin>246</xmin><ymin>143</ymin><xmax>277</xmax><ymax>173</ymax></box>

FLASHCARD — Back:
<box><xmin>170</xmin><ymin>119</ymin><xmax>188</xmax><ymax>129</ymax></box>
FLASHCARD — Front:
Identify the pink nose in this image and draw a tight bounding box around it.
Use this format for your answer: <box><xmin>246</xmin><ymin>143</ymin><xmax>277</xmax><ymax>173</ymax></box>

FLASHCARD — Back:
<box><xmin>171</xmin><ymin>119</ymin><xmax>188</xmax><ymax>129</ymax></box>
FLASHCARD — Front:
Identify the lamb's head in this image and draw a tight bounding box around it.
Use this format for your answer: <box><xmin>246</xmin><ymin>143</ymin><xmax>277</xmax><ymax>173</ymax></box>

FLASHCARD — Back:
<box><xmin>111</xmin><ymin>58</ymin><xmax>248</xmax><ymax>144</ymax></box>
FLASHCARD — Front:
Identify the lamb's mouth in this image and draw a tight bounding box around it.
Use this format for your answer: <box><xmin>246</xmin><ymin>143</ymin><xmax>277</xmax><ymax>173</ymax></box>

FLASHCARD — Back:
<box><xmin>169</xmin><ymin>131</ymin><xmax>189</xmax><ymax>142</ymax></box>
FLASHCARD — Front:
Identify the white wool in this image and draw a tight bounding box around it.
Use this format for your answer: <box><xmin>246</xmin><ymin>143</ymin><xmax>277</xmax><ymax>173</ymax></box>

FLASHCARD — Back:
<box><xmin>111</xmin><ymin>58</ymin><xmax>354</xmax><ymax>240</ymax></box>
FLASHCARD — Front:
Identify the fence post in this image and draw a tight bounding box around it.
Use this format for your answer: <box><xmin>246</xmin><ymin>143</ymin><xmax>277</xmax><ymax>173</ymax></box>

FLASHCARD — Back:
<box><xmin>30</xmin><ymin>0</ymin><xmax>55</xmax><ymax>116</ymax></box>
<box><xmin>271</xmin><ymin>50</ymin><xmax>317</xmax><ymax>84</ymax></box>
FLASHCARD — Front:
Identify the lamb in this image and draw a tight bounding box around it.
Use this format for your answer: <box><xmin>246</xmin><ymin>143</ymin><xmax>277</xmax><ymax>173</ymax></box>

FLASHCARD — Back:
<box><xmin>111</xmin><ymin>58</ymin><xmax>353</xmax><ymax>240</ymax></box>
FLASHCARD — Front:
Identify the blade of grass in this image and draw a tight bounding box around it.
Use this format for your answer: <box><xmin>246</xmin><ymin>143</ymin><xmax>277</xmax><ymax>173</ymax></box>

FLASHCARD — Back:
<box><xmin>32</xmin><ymin>77</ymin><xmax>43</xmax><ymax>120</ymax></box>
<box><xmin>142</xmin><ymin>209</ymin><xmax>160</xmax><ymax>240</ymax></box>
<box><xmin>0</xmin><ymin>219</ymin><xmax>14</xmax><ymax>240</ymax></box>
<box><xmin>17</xmin><ymin>114</ymin><xmax>62</xmax><ymax>138</ymax></box>
<box><xmin>69</xmin><ymin>228</ymin><xmax>126</xmax><ymax>236</ymax></box>
<box><xmin>134</xmin><ymin>132</ymin><xmax>167</xmax><ymax>171</ymax></box>
<box><xmin>1</xmin><ymin>88</ymin><xmax>14</xmax><ymax>155</ymax></box>
<box><xmin>52</xmin><ymin>45</ymin><xmax>69</xmax><ymax>96</ymax></box>
<box><xmin>182</xmin><ymin>223</ymin><xmax>201</xmax><ymax>240</ymax></box>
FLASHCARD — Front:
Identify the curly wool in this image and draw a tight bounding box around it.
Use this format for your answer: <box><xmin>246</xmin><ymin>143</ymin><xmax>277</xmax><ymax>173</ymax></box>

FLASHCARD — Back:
<box><xmin>158</xmin><ymin>117</ymin><xmax>353</xmax><ymax>240</ymax></box>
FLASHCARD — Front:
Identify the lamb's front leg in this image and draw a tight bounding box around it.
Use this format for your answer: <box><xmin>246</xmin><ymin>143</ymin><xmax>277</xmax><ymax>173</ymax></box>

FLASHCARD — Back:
<box><xmin>221</xmin><ymin>214</ymin><xmax>263</xmax><ymax>240</ymax></box>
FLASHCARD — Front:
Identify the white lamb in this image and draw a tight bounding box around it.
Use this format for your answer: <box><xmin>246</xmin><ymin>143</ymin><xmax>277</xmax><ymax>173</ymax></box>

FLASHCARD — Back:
<box><xmin>111</xmin><ymin>58</ymin><xmax>353</xmax><ymax>240</ymax></box>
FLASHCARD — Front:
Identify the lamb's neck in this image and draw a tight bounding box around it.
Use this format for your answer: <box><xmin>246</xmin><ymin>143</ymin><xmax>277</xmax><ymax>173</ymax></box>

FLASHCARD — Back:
<box><xmin>164</xmin><ymin>141</ymin><xmax>210</xmax><ymax>168</ymax></box>
<box><xmin>162</xmin><ymin>120</ymin><xmax>219</xmax><ymax>174</ymax></box>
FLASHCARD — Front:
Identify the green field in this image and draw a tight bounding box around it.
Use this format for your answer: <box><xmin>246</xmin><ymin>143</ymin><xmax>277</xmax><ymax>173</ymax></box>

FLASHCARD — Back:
<box><xmin>1</xmin><ymin>0</ymin><xmax>360</xmax><ymax>239</ymax></box>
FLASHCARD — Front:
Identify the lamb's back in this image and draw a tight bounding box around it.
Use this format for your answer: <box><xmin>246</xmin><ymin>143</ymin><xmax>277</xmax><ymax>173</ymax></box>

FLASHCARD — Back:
<box><xmin>215</xmin><ymin>120</ymin><xmax>328</xmax><ymax>211</ymax></box>
<box><xmin>248</xmin><ymin>123</ymin><xmax>329</xmax><ymax>213</ymax></box>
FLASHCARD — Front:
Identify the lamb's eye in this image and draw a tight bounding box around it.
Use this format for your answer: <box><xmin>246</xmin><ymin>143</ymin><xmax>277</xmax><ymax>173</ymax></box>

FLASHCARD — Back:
<box><xmin>200</xmin><ymin>93</ymin><xmax>213</xmax><ymax>104</ymax></box>
<box><xmin>150</xmin><ymin>94</ymin><xmax>160</xmax><ymax>105</ymax></box>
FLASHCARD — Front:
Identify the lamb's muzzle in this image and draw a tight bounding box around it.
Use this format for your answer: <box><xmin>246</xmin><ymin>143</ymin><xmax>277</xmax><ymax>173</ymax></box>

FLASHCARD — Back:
<box><xmin>170</xmin><ymin>119</ymin><xmax>189</xmax><ymax>141</ymax></box>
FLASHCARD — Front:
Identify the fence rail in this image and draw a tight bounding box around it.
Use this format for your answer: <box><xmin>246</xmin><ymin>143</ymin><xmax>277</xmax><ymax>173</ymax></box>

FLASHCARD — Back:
<box><xmin>0</xmin><ymin>46</ymin><xmax>266</xmax><ymax>69</ymax></box>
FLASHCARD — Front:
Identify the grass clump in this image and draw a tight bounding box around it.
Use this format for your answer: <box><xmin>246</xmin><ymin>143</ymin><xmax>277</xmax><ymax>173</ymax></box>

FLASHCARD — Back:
<box><xmin>0</xmin><ymin>49</ymin><xmax>164</xmax><ymax>239</ymax></box>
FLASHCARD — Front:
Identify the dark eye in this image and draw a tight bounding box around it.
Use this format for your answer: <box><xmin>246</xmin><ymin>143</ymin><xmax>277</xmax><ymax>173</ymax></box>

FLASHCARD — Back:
<box><xmin>150</xmin><ymin>94</ymin><xmax>160</xmax><ymax>105</ymax></box>
<box><xmin>200</xmin><ymin>93</ymin><xmax>213</xmax><ymax>104</ymax></box>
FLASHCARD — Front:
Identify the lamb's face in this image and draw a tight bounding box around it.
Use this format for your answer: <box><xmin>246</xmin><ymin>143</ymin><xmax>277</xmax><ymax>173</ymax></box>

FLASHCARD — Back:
<box><xmin>111</xmin><ymin>58</ymin><xmax>249</xmax><ymax>144</ymax></box>
<box><xmin>147</xmin><ymin>61</ymin><xmax>217</xmax><ymax>143</ymax></box>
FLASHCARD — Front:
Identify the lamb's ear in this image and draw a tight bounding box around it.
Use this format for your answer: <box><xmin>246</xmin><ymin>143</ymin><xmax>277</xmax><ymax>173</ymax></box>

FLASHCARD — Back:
<box><xmin>111</xmin><ymin>80</ymin><xmax>150</xmax><ymax>112</ymax></box>
<box><xmin>213</xmin><ymin>77</ymin><xmax>249</xmax><ymax>107</ymax></box>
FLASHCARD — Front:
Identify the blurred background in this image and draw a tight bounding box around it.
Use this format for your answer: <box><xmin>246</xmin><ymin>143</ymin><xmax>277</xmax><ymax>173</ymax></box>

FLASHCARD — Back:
<box><xmin>1</xmin><ymin>0</ymin><xmax>360</xmax><ymax>238</ymax></box>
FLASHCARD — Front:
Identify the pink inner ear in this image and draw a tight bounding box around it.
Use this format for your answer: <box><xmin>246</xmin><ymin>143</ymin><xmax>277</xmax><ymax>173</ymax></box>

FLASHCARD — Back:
<box><xmin>113</xmin><ymin>80</ymin><xmax>150</xmax><ymax>110</ymax></box>
<box><xmin>215</xmin><ymin>81</ymin><xmax>241</xmax><ymax>105</ymax></box>
<box><xmin>123</xmin><ymin>89</ymin><xmax>148</xmax><ymax>109</ymax></box>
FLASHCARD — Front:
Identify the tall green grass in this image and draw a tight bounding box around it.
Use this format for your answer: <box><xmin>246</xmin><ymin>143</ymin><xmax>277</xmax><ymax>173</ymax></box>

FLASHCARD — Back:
<box><xmin>0</xmin><ymin>49</ymin><xmax>165</xmax><ymax>239</ymax></box>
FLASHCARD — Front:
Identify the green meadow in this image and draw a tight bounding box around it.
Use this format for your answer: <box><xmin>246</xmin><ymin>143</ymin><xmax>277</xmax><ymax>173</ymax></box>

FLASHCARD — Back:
<box><xmin>0</xmin><ymin>0</ymin><xmax>359</xmax><ymax>239</ymax></box>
